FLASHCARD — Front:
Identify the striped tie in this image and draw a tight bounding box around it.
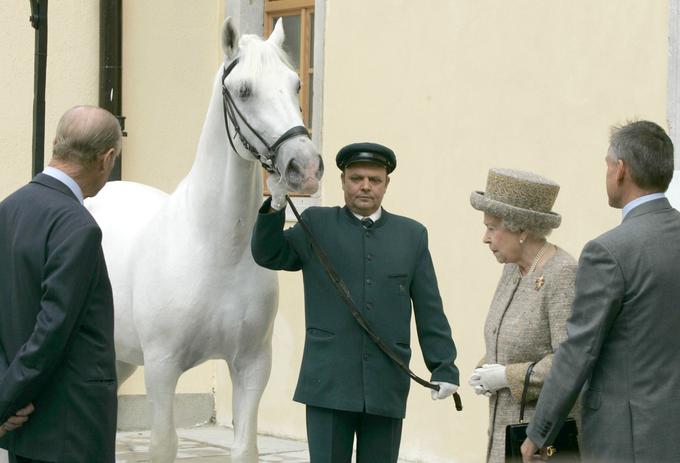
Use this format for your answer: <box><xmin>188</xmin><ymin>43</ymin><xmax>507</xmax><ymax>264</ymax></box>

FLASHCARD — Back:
<box><xmin>361</xmin><ymin>218</ymin><xmax>374</xmax><ymax>229</ymax></box>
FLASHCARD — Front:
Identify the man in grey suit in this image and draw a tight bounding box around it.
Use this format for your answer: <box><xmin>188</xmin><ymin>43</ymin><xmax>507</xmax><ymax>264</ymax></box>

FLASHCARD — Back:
<box><xmin>521</xmin><ymin>120</ymin><xmax>680</xmax><ymax>462</ymax></box>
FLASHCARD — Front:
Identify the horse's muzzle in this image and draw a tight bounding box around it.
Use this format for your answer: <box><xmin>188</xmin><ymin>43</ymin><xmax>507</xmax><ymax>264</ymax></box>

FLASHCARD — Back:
<box><xmin>279</xmin><ymin>139</ymin><xmax>323</xmax><ymax>195</ymax></box>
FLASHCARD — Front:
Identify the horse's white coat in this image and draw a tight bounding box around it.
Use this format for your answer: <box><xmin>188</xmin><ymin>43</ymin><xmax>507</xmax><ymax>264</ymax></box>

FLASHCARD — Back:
<box><xmin>86</xmin><ymin>18</ymin><xmax>321</xmax><ymax>463</ymax></box>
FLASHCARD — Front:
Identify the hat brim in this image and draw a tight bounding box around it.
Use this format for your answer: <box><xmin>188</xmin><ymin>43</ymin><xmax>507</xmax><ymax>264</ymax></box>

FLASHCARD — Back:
<box><xmin>470</xmin><ymin>191</ymin><xmax>561</xmax><ymax>229</ymax></box>
<box><xmin>341</xmin><ymin>152</ymin><xmax>395</xmax><ymax>173</ymax></box>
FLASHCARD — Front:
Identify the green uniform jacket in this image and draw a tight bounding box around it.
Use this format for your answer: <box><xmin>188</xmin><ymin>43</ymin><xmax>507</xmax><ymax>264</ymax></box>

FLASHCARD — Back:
<box><xmin>251</xmin><ymin>198</ymin><xmax>459</xmax><ymax>419</ymax></box>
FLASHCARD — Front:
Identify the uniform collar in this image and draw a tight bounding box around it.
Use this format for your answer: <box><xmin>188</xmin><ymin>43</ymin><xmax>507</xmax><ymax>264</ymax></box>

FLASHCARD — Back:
<box><xmin>343</xmin><ymin>206</ymin><xmax>389</xmax><ymax>228</ymax></box>
<box><xmin>350</xmin><ymin>208</ymin><xmax>382</xmax><ymax>223</ymax></box>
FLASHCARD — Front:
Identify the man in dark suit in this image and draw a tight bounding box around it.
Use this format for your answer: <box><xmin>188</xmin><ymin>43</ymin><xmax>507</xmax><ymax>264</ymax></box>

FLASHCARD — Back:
<box><xmin>251</xmin><ymin>143</ymin><xmax>459</xmax><ymax>463</ymax></box>
<box><xmin>0</xmin><ymin>105</ymin><xmax>122</xmax><ymax>463</ymax></box>
<box><xmin>521</xmin><ymin>121</ymin><xmax>680</xmax><ymax>462</ymax></box>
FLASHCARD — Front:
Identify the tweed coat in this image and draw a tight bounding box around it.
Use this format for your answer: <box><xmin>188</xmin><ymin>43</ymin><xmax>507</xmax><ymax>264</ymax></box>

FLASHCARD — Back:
<box><xmin>528</xmin><ymin>198</ymin><xmax>680</xmax><ymax>462</ymax></box>
<box><xmin>0</xmin><ymin>174</ymin><xmax>117</xmax><ymax>462</ymax></box>
<box><xmin>482</xmin><ymin>247</ymin><xmax>576</xmax><ymax>463</ymax></box>
<box><xmin>251</xmin><ymin>199</ymin><xmax>459</xmax><ymax>419</ymax></box>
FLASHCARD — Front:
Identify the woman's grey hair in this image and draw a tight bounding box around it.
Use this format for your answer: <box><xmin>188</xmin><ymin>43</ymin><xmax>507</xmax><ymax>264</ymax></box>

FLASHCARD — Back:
<box><xmin>53</xmin><ymin>106</ymin><xmax>122</xmax><ymax>168</ymax></box>
<box><xmin>501</xmin><ymin>217</ymin><xmax>552</xmax><ymax>240</ymax></box>
<box><xmin>609</xmin><ymin>120</ymin><xmax>674</xmax><ymax>191</ymax></box>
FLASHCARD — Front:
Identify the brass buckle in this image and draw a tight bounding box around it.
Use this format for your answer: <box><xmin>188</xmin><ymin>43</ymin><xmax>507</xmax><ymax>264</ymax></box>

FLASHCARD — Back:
<box><xmin>546</xmin><ymin>446</ymin><xmax>557</xmax><ymax>457</ymax></box>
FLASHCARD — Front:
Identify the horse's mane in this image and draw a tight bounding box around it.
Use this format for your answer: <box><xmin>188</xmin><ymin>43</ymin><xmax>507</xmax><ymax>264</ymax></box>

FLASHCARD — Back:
<box><xmin>237</xmin><ymin>34</ymin><xmax>294</xmax><ymax>77</ymax></box>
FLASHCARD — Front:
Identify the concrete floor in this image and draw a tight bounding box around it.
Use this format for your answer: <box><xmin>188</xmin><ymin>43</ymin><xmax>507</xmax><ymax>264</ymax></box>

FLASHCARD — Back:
<box><xmin>116</xmin><ymin>426</ymin><xmax>310</xmax><ymax>462</ymax></box>
<box><xmin>116</xmin><ymin>425</ymin><xmax>412</xmax><ymax>462</ymax></box>
<box><xmin>1</xmin><ymin>425</ymin><xmax>412</xmax><ymax>462</ymax></box>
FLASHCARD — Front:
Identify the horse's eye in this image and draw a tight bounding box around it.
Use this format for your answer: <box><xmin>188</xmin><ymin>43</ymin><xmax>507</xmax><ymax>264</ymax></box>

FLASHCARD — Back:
<box><xmin>296</xmin><ymin>82</ymin><xmax>301</xmax><ymax>94</ymax></box>
<box><xmin>239</xmin><ymin>83</ymin><xmax>252</xmax><ymax>99</ymax></box>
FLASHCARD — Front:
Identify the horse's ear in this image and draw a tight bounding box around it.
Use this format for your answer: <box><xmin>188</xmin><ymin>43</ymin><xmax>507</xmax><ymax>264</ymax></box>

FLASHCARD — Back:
<box><xmin>221</xmin><ymin>17</ymin><xmax>240</xmax><ymax>59</ymax></box>
<box><xmin>268</xmin><ymin>18</ymin><xmax>285</xmax><ymax>49</ymax></box>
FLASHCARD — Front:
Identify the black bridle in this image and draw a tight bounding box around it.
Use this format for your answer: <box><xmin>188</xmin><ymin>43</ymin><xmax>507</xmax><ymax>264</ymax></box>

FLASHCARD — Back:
<box><xmin>221</xmin><ymin>58</ymin><xmax>310</xmax><ymax>175</ymax></box>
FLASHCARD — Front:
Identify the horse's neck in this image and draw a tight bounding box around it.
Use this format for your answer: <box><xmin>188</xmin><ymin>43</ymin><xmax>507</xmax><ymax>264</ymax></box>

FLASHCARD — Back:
<box><xmin>180</xmin><ymin>68</ymin><xmax>262</xmax><ymax>246</ymax></box>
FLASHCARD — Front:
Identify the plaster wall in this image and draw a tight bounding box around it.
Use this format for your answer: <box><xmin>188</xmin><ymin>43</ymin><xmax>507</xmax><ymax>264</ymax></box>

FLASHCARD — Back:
<box><xmin>0</xmin><ymin>0</ymin><xmax>226</xmax><ymax>398</ymax></box>
<box><xmin>115</xmin><ymin>0</ymin><xmax>227</xmax><ymax>396</ymax></box>
<box><xmin>0</xmin><ymin>0</ymin><xmax>100</xmax><ymax>199</ymax></box>
<box><xmin>0</xmin><ymin>1</ymin><xmax>671</xmax><ymax>462</ymax></box>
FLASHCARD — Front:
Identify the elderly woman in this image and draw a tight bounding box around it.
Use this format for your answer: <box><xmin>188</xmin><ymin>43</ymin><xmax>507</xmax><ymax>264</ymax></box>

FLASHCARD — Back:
<box><xmin>468</xmin><ymin>168</ymin><xmax>578</xmax><ymax>463</ymax></box>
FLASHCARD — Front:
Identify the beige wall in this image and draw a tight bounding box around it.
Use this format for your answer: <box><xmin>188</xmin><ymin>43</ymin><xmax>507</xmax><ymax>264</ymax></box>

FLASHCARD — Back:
<box><xmin>116</xmin><ymin>0</ymin><xmax>226</xmax><ymax>395</ymax></box>
<box><xmin>0</xmin><ymin>1</ymin><xmax>670</xmax><ymax>462</ymax></box>
<box><xmin>319</xmin><ymin>1</ymin><xmax>668</xmax><ymax>461</ymax></box>
<box><xmin>0</xmin><ymin>1</ymin><xmax>100</xmax><ymax>199</ymax></box>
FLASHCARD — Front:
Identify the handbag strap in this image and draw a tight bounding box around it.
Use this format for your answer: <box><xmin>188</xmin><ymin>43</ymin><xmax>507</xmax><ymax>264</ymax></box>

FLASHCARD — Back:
<box><xmin>519</xmin><ymin>362</ymin><xmax>537</xmax><ymax>423</ymax></box>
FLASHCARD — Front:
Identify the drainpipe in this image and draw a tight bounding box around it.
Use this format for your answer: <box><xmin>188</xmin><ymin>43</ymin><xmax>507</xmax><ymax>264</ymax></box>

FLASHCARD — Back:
<box><xmin>29</xmin><ymin>0</ymin><xmax>48</xmax><ymax>177</ymax></box>
<box><xmin>99</xmin><ymin>0</ymin><xmax>125</xmax><ymax>181</ymax></box>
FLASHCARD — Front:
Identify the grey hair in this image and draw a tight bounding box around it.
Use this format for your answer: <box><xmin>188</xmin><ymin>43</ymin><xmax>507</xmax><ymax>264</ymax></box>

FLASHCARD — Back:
<box><xmin>53</xmin><ymin>106</ymin><xmax>122</xmax><ymax>168</ymax></box>
<box><xmin>609</xmin><ymin>120</ymin><xmax>674</xmax><ymax>191</ymax></box>
<box><xmin>501</xmin><ymin>217</ymin><xmax>552</xmax><ymax>240</ymax></box>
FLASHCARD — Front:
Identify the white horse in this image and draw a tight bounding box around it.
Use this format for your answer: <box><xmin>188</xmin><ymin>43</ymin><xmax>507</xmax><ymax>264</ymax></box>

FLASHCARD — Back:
<box><xmin>86</xmin><ymin>18</ymin><xmax>322</xmax><ymax>462</ymax></box>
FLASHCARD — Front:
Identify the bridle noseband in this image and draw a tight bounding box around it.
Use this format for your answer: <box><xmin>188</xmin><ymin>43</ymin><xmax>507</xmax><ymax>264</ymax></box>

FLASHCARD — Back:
<box><xmin>221</xmin><ymin>58</ymin><xmax>310</xmax><ymax>175</ymax></box>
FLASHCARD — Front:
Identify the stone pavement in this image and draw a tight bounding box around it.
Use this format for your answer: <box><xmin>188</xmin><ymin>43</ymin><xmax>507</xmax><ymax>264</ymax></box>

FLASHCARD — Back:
<box><xmin>116</xmin><ymin>426</ymin><xmax>308</xmax><ymax>462</ymax></box>
<box><xmin>116</xmin><ymin>425</ymin><xmax>411</xmax><ymax>462</ymax></box>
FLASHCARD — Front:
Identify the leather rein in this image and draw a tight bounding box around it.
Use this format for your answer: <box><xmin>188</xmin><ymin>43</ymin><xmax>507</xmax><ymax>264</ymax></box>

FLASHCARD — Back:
<box><xmin>286</xmin><ymin>201</ymin><xmax>462</xmax><ymax>411</ymax></box>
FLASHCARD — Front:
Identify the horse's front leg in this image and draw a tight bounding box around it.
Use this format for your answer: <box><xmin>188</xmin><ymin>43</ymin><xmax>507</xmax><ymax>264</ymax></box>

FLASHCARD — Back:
<box><xmin>144</xmin><ymin>356</ymin><xmax>182</xmax><ymax>463</ymax></box>
<box><xmin>229</xmin><ymin>344</ymin><xmax>273</xmax><ymax>463</ymax></box>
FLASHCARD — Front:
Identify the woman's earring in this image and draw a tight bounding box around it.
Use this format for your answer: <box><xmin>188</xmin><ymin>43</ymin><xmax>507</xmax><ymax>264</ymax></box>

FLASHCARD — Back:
<box><xmin>519</xmin><ymin>238</ymin><xmax>524</xmax><ymax>244</ymax></box>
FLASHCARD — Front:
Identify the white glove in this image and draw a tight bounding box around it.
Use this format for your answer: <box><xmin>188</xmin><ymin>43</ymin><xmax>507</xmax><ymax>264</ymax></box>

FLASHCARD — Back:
<box><xmin>431</xmin><ymin>381</ymin><xmax>458</xmax><ymax>400</ymax></box>
<box><xmin>469</xmin><ymin>363</ymin><xmax>508</xmax><ymax>396</ymax></box>
<box><xmin>468</xmin><ymin>372</ymin><xmax>491</xmax><ymax>397</ymax></box>
<box><xmin>267</xmin><ymin>174</ymin><xmax>288</xmax><ymax>211</ymax></box>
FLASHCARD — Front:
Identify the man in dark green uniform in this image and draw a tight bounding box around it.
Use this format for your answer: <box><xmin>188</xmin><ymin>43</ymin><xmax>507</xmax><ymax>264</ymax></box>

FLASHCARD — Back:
<box><xmin>251</xmin><ymin>142</ymin><xmax>459</xmax><ymax>463</ymax></box>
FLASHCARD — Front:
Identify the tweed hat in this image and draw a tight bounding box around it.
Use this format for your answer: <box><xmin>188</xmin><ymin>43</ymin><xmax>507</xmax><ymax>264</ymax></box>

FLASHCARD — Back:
<box><xmin>470</xmin><ymin>168</ymin><xmax>561</xmax><ymax>230</ymax></box>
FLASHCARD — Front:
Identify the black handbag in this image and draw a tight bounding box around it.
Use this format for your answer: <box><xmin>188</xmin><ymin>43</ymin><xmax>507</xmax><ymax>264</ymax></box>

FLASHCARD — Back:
<box><xmin>505</xmin><ymin>362</ymin><xmax>580</xmax><ymax>462</ymax></box>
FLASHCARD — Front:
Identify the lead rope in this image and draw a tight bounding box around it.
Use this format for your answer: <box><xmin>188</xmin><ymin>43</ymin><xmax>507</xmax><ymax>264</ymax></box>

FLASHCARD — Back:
<box><xmin>285</xmin><ymin>196</ymin><xmax>463</xmax><ymax>411</ymax></box>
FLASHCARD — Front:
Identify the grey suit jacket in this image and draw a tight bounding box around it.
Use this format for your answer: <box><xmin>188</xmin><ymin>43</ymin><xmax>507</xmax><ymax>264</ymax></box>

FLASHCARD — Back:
<box><xmin>527</xmin><ymin>198</ymin><xmax>680</xmax><ymax>463</ymax></box>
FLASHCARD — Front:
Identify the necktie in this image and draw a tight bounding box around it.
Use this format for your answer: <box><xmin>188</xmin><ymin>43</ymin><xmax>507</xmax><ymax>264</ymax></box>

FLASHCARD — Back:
<box><xmin>361</xmin><ymin>218</ymin><xmax>374</xmax><ymax>229</ymax></box>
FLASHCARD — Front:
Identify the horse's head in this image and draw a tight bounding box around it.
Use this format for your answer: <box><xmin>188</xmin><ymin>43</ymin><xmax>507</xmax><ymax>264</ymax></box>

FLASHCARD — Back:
<box><xmin>221</xmin><ymin>18</ymin><xmax>323</xmax><ymax>195</ymax></box>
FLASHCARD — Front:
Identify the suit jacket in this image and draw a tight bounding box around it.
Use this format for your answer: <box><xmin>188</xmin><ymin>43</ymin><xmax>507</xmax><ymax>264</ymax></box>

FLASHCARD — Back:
<box><xmin>0</xmin><ymin>174</ymin><xmax>117</xmax><ymax>462</ymax></box>
<box><xmin>527</xmin><ymin>198</ymin><xmax>680</xmax><ymax>462</ymax></box>
<box><xmin>251</xmin><ymin>199</ymin><xmax>459</xmax><ymax>419</ymax></box>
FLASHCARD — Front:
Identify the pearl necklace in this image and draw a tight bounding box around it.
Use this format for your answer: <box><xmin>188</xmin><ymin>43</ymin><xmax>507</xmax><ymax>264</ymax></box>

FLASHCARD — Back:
<box><xmin>525</xmin><ymin>241</ymin><xmax>550</xmax><ymax>276</ymax></box>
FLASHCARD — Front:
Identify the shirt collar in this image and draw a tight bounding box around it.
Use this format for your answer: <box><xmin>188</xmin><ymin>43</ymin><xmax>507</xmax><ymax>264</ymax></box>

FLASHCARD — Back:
<box><xmin>622</xmin><ymin>192</ymin><xmax>665</xmax><ymax>220</ymax></box>
<box><xmin>43</xmin><ymin>166</ymin><xmax>84</xmax><ymax>204</ymax></box>
<box><xmin>351</xmin><ymin>207</ymin><xmax>383</xmax><ymax>223</ymax></box>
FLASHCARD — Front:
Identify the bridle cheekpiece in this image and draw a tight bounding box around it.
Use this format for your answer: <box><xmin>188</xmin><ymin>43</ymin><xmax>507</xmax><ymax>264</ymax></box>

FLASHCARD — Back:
<box><xmin>221</xmin><ymin>58</ymin><xmax>310</xmax><ymax>175</ymax></box>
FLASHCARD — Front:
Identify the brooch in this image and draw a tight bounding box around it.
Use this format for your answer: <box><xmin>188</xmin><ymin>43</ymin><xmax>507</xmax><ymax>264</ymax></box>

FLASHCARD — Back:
<box><xmin>534</xmin><ymin>275</ymin><xmax>545</xmax><ymax>291</ymax></box>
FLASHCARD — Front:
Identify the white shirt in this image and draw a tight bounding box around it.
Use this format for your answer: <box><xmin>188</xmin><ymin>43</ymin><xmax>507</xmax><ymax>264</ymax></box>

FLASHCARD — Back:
<box><xmin>622</xmin><ymin>192</ymin><xmax>665</xmax><ymax>220</ymax></box>
<box><xmin>43</xmin><ymin>166</ymin><xmax>84</xmax><ymax>204</ymax></box>
<box><xmin>351</xmin><ymin>207</ymin><xmax>382</xmax><ymax>223</ymax></box>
